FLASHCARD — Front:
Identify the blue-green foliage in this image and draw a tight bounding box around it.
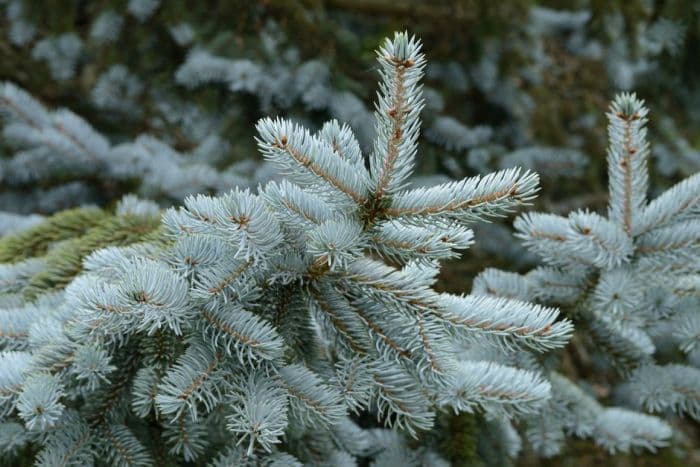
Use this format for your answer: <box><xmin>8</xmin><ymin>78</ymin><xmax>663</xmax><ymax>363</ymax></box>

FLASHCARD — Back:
<box><xmin>0</xmin><ymin>33</ymin><xmax>574</xmax><ymax>465</ymax></box>
<box><xmin>1</xmin><ymin>0</ymin><xmax>699</xmax><ymax>462</ymax></box>
<box><xmin>475</xmin><ymin>93</ymin><xmax>699</xmax><ymax>457</ymax></box>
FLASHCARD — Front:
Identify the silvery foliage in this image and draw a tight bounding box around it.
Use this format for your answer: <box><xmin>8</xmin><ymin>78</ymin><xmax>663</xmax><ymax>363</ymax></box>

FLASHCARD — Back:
<box><xmin>526</xmin><ymin>5</ymin><xmax>685</xmax><ymax>93</ymax></box>
<box><xmin>475</xmin><ymin>93</ymin><xmax>700</xmax><ymax>456</ymax></box>
<box><xmin>423</xmin><ymin>116</ymin><xmax>493</xmax><ymax>153</ymax></box>
<box><xmin>498</xmin><ymin>147</ymin><xmax>588</xmax><ymax>180</ymax></box>
<box><xmin>535</xmin><ymin>5</ymin><xmax>694</xmax><ymax>179</ymax></box>
<box><xmin>654</xmin><ymin>117</ymin><xmax>700</xmax><ymax>176</ymax></box>
<box><xmin>432</xmin><ymin>5</ymin><xmax>692</xmax><ymax>181</ymax></box>
<box><xmin>0</xmin><ymin>33</ymin><xmax>573</xmax><ymax>465</ymax></box>
<box><xmin>169</xmin><ymin>22</ymin><xmax>195</xmax><ymax>47</ymax></box>
<box><xmin>0</xmin><ymin>0</ymin><xmax>264</xmax><ymax>213</ymax></box>
<box><xmin>31</xmin><ymin>33</ymin><xmax>83</xmax><ymax>81</ymax></box>
<box><xmin>0</xmin><ymin>181</ymin><xmax>99</xmax><ymax>215</ymax></box>
<box><xmin>423</xmin><ymin>5</ymin><xmax>599</xmax><ymax>172</ymax></box>
<box><xmin>0</xmin><ymin>82</ymin><xmax>249</xmax><ymax>208</ymax></box>
<box><xmin>175</xmin><ymin>22</ymin><xmax>494</xmax><ymax>161</ymax></box>
<box><xmin>451</xmin><ymin>144</ymin><xmax>590</xmax><ymax>183</ymax></box>
<box><xmin>89</xmin><ymin>10</ymin><xmax>124</xmax><ymax>44</ymax></box>
<box><xmin>0</xmin><ymin>212</ymin><xmax>44</xmax><ymax>237</ymax></box>
<box><xmin>5</xmin><ymin>0</ymin><xmax>35</xmax><ymax>46</ymax></box>
<box><xmin>175</xmin><ymin>23</ymin><xmax>376</xmax><ymax>148</ymax></box>
<box><xmin>91</xmin><ymin>65</ymin><xmax>144</xmax><ymax>115</ymax></box>
<box><xmin>602</xmin><ymin>12</ymin><xmax>685</xmax><ymax>91</ymax></box>
<box><xmin>127</xmin><ymin>0</ymin><xmax>160</xmax><ymax>22</ymax></box>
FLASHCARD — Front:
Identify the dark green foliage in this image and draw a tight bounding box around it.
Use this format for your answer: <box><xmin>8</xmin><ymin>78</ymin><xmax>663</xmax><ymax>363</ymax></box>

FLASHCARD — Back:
<box><xmin>22</xmin><ymin>214</ymin><xmax>161</xmax><ymax>299</ymax></box>
<box><xmin>438</xmin><ymin>412</ymin><xmax>480</xmax><ymax>466</ymax></box>
<box><xmin>0</xmin><ymin>207</ymin><xmax>107</xmax><ymax>263</ymax></box>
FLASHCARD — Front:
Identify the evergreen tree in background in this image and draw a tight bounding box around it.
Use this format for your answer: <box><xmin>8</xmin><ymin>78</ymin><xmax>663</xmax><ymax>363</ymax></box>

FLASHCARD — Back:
<box><xmin>3</xmin><ymin>0</ymin><xmax>700</xmax><ymax>283</ymax></box>
<box><xmin>2</xmin><ymin>0</ymin><xmax>700</xmax><ymax>214</ymax></box>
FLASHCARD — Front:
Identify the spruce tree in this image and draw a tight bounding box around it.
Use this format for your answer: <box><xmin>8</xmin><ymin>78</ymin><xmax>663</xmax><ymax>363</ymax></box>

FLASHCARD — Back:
<box><xmin>0</xmin><ymin>32</ymin><xmax>578</xmax><ymax>466</ymax></box>
<box><xmin>475</xmin><ymin>93</ymin><xmax>699</xmax><ymax>458</ymax></box>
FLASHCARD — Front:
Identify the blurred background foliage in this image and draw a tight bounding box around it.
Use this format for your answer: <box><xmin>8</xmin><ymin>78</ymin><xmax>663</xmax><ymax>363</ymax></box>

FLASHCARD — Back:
<box><xmin>3</xmin><ymin>1</ymin><xmax>699</xmax><ymax>209</ymax></box>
